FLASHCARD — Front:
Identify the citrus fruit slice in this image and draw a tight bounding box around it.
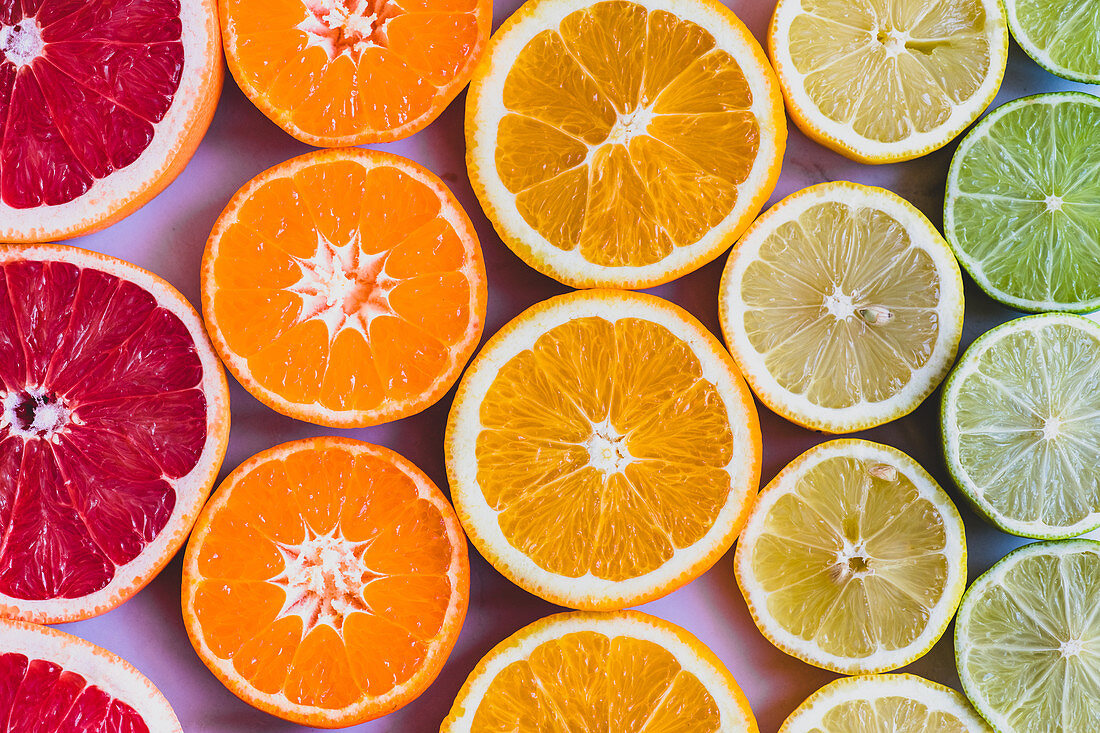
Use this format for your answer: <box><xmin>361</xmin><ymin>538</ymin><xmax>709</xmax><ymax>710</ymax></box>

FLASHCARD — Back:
<box><xmin>0</xmin><ymin>0</ymin><xmax>222</xmax><ymax>243</ymax></box>
<box><xmin>466</xmin><ymin>0</ymin><xmax>787</xmax><ymax>289</ymax></box>
<box><xmin>220</xmin><ymin>0</ymin><xmax>490</xmax><ymax>145</ymax></box>
<box><xmin>443</xmin><ymin>610</ymin><xmax>758</xmax><ymax>732</ymax></box>
<box><xmin>181</xmin><ymin>436</ymin><xmax>469</xmax><ymax>727</ymax></box>
<box><xmin>0</xmin><ymin>244</ymin><xmax>229</xmax><ymax>624</ymax></box>
<box><xmin>1006</xmin><ymin>0</ymin><xmax>1100</xmax><ymax>84</ymax></box>
<box><xmin>944</xmin><ymin>92</ymin><xmax>1100</xmax><ymax>313</ymax></box>
<box><xmin>769</xmin><ymin>0</ymin><xmax>1008</xmax><ymax>163</ymax></box>
<box><xmin>956</xmin><ymin>539</ymin><xmax>1100</xmax><ymax>733</ymax></box>
<box><xmin>446</xmin><ymin>289</ymin><xmax>761</xmax><ymax>610</ymax></box>
<box><xmin>735</xmin><ymin>439</ymin><xmax>967</xmax><ymax>674</ymax></box>
<box><xmin>719</xmin><ymin>182</ymin><xmax>964</xmax><ymax>434</ymax></box>
<box><xmin>202</xmin><ymin>147</ymin><xmax>486</xmax><ymax>428</ymax></box>
<box><xmin>941</xmin><ymin>313</ymin><xmax>1100</xmax><ymax>539</ymax></box>
<box><xmin>1</xmin><ymin>618</ymin><xmax>181</xmax><ymax>732</ymax></box>
<box><xmin>780</xmin><ymin>673</ymin><xmax>991</xmax><ymax>733</ymax></box>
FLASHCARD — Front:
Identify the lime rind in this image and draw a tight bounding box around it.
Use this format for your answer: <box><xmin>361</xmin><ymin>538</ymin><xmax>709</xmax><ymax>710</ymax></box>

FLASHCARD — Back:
<box><xmin>955</xmin><ymin>539</ymin><xmax>1100</xmax><ymax>733</ymax></box>
<box><xmin>1006</xmin><ymin>0</ymin><xmax>1100</xmax><ymax>84</ymax></box>
<box><xmin>944</xmin><ymin>92</ymin><xmax>1100</xmax><ymax>313</ymax></box>
<box><xmin>941</xmin><ymin>313</ymin><xmax>1100</xmax><ymax>539</ymax></box>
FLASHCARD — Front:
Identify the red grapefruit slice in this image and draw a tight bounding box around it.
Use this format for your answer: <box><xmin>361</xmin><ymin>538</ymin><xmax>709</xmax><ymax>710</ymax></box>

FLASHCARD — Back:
<box><xmin>0</xmin><ymin>0</ymin><xmax>222</xmax><ymax>243</ymax></box>
<box><xmin>0</xmin><ymin>618</ymin><xmax>181</xmax><ymax>732</ymax></box>
<box><xmin>0</xmin><ymin>244</ymin><xmax>229</xmax><ymax>623</ymax></box>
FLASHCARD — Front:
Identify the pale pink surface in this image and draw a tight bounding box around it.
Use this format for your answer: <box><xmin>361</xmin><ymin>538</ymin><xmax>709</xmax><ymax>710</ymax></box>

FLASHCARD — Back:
<box><xmin>56</xmin><ymin>1</ymin><xmax>1095</xmax><ymax>730</ymax></box>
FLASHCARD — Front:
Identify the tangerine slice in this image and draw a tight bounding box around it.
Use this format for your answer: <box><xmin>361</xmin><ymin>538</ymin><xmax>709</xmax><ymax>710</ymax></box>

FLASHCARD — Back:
<box><xmin>201</xmin><ymin>147</ymin><xmax>487</xmax><ymax>428</ymax></box>
<box><xmin>221</xmin><ymin>0</ymin><xmax>491</xmax><ymax>145</ymax></box>
<box><xmin>0</xmin><ymin>0</ymin><xmax>222</xmax><ymax>242</ymax></box>
<box><xmin>0</xmin><ymin>244</ymin><xmax>230</xmax><ymax>624</ymax></box>
<box><xmin>181</xmin><ymin>436</ymin><xmax>469</xmax><ymax>727</ymax></box>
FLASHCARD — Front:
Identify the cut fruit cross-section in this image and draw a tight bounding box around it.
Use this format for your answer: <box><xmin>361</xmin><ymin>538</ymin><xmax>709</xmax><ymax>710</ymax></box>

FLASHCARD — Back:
<box><xmin>446</xmin><ymin>289</ymin><xmax>761</xmax><ymax>610</ymax></box>
<box><xmin>0</xmin><ymin>0</ymin><xmax>222</xmax><ymax>242</ymax></box>
<box><xmin>1007</xmin><ymin>0</ymin><xmax>1100</xmax><ymax>84</ymax></box>
<box><xmin>182</xmin><ymin>437</ymin><xmax>469</xmax><ymax>728</ymax></box>
<box><xmin>202</xmin><ymin>147</ymin><xmax>487</xmax><ymax>428</ymax></box>
<box><xmin>466</xmin><ymin>0</ymin><xmax>786</xmax><ymax>288</ymax></box>
<box><xmin>0</xmin><ymin>244</ymin><xmax>229</xmax><ymax>624</ymax></box>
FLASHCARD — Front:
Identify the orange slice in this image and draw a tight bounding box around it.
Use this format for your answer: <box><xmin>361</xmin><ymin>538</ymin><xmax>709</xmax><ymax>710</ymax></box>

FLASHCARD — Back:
<box><xmin>181</xmin><ymin>436</ymin><xmax>469</xmax><ymax>727</ymax></box>
<box><xmin>465</xmin><ymin>0</ymin><xmax>787</xmax><ymax>288</ymax></box>
<box><xmin>446</xmin><ymin>289</ymin><xmax>761</xmax><ymax>610</ymax></box>
<box><xmin>201</xmin><ymin>147</ymin><xmax>487</xmax><ymax>428</ymax></box>
<box><xmin>443</xmin><ymin>610</ymin><xmax>759</xmax><ymax>731</ymax></box>
<box><xmin>220</xmin><ymin>0</ymin><xmax>492</xmax><ymax>145</ymax></box>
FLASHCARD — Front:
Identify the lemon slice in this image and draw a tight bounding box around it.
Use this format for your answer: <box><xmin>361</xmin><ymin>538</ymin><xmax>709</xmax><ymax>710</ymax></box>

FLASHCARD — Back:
<box><xmin>956</xmin><ymin>540</ymin><xmax>1100</xmax><ymax>733</ymax></box>
<box><xmin>769</xmin><ymin>0</ymin><xmax>1008</xmax><ymax>163</ymax></box>
<box><xmin>735</xmin><ymin>439</ymin><xmax>967</xmax><ymax>674</ymax></box>
<box><xmin>446</xmin><ymin>289</ymin><xmax>761</xmax><ymax>610</ymax></box>
<box><xmin>443</xmin><ymin>611</ymin><xmax>758</xmax><ymax>732</ymax></box>
<box><xmin>780</xmin><ymin>674</ymin><xmax>991</xmax><ymax>732</ymax></box>
<box><xmin>719</xmin><ymin>182</ymin><xmax>964</xmax><ymax>433</ymax></box>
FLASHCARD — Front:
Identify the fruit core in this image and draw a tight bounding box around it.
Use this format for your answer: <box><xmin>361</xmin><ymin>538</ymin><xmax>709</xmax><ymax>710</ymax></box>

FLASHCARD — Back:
<box><xmin>0</xmin><ymin>21</ymin><xmax>42</xmax><ymax>68</ymax></box>
<box><xmin>4</xmin><ymin>389</ymin><xmax>69</xmax><ymax>437</ymax></box>
<box><xmin>604</xmin><ymin>107</ymin><xmax>655</xmax><ymax>148</ymax></box>
<box><xmin>1061</xmin><ymin>638</ymin><xmax>1084</xmax><ymax>658</ymax></box>
<box><xmin>833</xmin><ymin>541</ymin><xmax>874</xmax><ymax>581</ymax></box>
<box><xmin>272</xmin><ymin>528</ymin><xmax>377</xmax><ymax>633</ymax></box>
<box><xmin>585</xmin><ymin>420</ymin><xmax>633</xmax><ymax>475</ymax></box>
<box><xmin>300</xmin><ymin>0</ymin><xmax>404</xmax><ymax>58</ymax></box>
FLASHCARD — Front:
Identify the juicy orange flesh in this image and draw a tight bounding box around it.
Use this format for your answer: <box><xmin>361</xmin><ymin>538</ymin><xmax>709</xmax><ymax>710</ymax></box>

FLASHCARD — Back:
<box><xmin>210</xmin><ymin>160</ymin><xmax>475</xmax><ymax>414</ymax></box>
<box><xmin>812</xmin><ymin>695</ymin><xmax>971</xmax><ymax>732</ymax></box>
<box><xmin>477</xmin><ymin>316</ymin><xmax>736</xmax><ymax>582</ymax></box>
<box><xmin>497</xmin><ymin>0</ymin><xmax>759</xmax><ymax>266</ymax></box>
<box><xmin>739</xmin><ymin>200</ymin><xmax>941</xmax><ymax>409</ymax></box>
<box><xmin>192</xmin><ymin>446</ymin><xmax>456</xmax><ymax>707</ymax></box>
<box><xmin>225</xmin><ymin>0</ymin><xmax>482</xmax><ymax>137</ymax></box>
<box><xmin>751</xmin><ymin>455</ymin><xmax>949</xmax><ymax>658</ymax></box>
<box><xmin>472</xmin><ymin>631</ymin><xmax>721</xmax><ymax>731</ymax></box>
<box><xmin>788</xmin><ymin>0</ymin><xmax>992</xmax><ymax>142</ymax></box>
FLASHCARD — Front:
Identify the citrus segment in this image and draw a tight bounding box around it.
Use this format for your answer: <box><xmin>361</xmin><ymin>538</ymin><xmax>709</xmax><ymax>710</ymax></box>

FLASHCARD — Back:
<box><xmin>202</xmin><ymin>148</ymin><xmax>486</xmax><ymax>428</ymax></box>
<box><xmin>0</xmin><ymin>245</ymin><xmax>229</xmax><ymax>624</ymax></box>
<box><xmin>944</xmin><ymin>93</ymin><xmax>1100</xmax><ymax>312</ymax></box>
<box><xmin>956</xmin><ymin>540</ymin><xmax>1100</xmax><ymax>733</ymax></box>
<box><xmin>941</xmin><ymin>314</ymin><xmax>1100</xmax><ymax>538</ymax></box>
<box><xmin>447</xmin><ymin>289</ymin><xmax>760</xmax><ymax>610</ymax></box>
<box><xmin>720</xmin><ymin>182</ymin><xmax>964</xmax><ymax>433</ymax></box>
<box><xmin>1007</xmin><ymin>0</ymin><xmax>1100</xmax><ymax>84</ymax></box>
<box><xmin>0</xmin><ymin>0</ymin><xmax>221</xmax><ymax>242</ymax></box>
<box><xmin>1</xmin><ymin>618</ymin><xmax>182</xmax><ymax>732</ymax></box>
<box><xmin>735</xmin><ymin>440</ymin><xmax>967</xmax><ymax>674</ymax></box>
<box><xmin>221</xmin><ymin>0</ymin><xmax>491</xmax><ymax>145</ymax></box>
<box><xmin>769</xmin><ymin>0</ymin><xmax>1008</xmax><ymax>163</ymax></box>
<box><xmin>182</xmin><ymin>437</ymin><xmax>469</xmax><ymax>727</ymax></box>
<box><xmin>466</xmin><ymin>0</ymin><xmax>786</xmax><ymax>288</ymax></box>
<box><xmin>443</xmin><ymin>611</ymin><xmax>758</xmax><ymax>732</ymax></box>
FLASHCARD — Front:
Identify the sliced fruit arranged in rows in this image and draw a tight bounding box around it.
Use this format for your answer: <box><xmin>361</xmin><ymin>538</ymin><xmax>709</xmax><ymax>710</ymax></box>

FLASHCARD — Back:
<box><xmin>1</xmin><ymin>618</ymin><xmax>182</xmax><ymax>732</ymax></box>
<box><xmin>768</xmin><ymin>0</ymin><xmax>1008</xmax><ymax>163</ymax></box>
<box><xmin>956</xmin><ymin>540</ymin><xmax>1100</xmax><ymax>733</ymax></box>
<box><xmin>720</xmin><ymin>182</ymin><xmax>964</xmax><ymax>433</ymax></box>
<box><xmin>0</xmin><ymin>245</ymin><xmax>229</xmax><ymax>623</ymax></box>
<box><xmin>443</xmin><ymin>611</ymin><xmax>758</xmax><ymax>732</ymax></box>
<box><xmin>1</xmin><ymin>0</ymin><xmax>222</xmax><ymax>242</ymax></box>
<box><xmin>446</xmin><ymin>288</ymin><xmax>761</xmax><ymax>610</ymax></box>
<box><xmin>1006</xmin><ymin>0</ymin><xmax>1100</xmax><ymax>84</ymax></box>
<box><xmin>466</xmin><ymin>0</ymin><xmax>787</xmax><ymax>288</ymax></box>
<box><xmin>202</xmin><ymin>147</ymin><xmax>486</xmax><ymax>428</ymax></box>
<box><xmin>779</xmin><ymin>673</ymin><xmax>991</xmax><ymax>732</ymax></box>
<box><xmin>182</xmin><ymin>437</ymin><xmax>468</xmax><ymax>727</ymax></box>
<box><xmin>945</xmin><ymin>92</ymin><xmax>1100</xmax><ymax>313</ymax></box>
<box><xmin>735</xmin><ymin>439</ymin><xmax>967</xmax><ymax>674</ymax></box>
<box><xmin>220</xmin><ymin>0</ymin><xmax>491</xmax><ymax>145</ymax></box>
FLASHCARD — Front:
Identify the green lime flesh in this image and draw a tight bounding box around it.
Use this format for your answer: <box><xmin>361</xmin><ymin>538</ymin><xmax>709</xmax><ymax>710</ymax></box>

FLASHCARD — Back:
<box><xmin>1008</xmin><ymin>0</ymin><xmax>1100</xmax><ymax>84</ymax></box>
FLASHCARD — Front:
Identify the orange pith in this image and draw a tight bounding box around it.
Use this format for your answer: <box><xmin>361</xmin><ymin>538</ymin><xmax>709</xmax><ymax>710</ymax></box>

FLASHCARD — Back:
<box><xmin>202</xmin><ymin>148</ymin><xmax>486</xmax><ymax>428</ymax></box>
<box><xmin>182</xmin><ymin>437</ymin><xmax>469</xmax><ymax>727</ymax></box>
<box><xmin>220</xmin><ymin>0</ymin><xmax>492</xmax><ymax>145</ymax></box>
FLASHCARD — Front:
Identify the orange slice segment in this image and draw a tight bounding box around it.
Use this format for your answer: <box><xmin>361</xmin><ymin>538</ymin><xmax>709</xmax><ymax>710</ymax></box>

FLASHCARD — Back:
<box><xmin>182</xmin><ymin>436</ymin><xmax>469</xmax><ymax>727</ymax></box>
<box><xmin>221</xmin><ymin>0</ymin><xmax>491</xmax><ymax>145</ymax></box>
<box><xmin>446</xmin><ymin>290</ymin><xmax>761</xmax><ymax>610</ymax></box>
<box><xmin>202</xmin><ymin>148</ymin><xmax>486</xmax><ymax>428</ymax></box>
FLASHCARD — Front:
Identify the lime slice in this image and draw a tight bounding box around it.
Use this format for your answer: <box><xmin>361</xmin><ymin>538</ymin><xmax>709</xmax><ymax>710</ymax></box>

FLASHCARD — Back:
<box><xmin>941</xmin><ymin>314</ymin><xmax>1100</xmax><ymax>539</ymax></box>
<box><xmin>735</xmin><ymin>439</ymin><xmax>967</xmax><ymax>674</ymax></box>
<box><xmin>956</xmin><ymin>539</ymin><xmax>1100</xmax><ymax>733</ymax></box>
<box><xmin>1007</xmin><ymin>0</ymin><xmax>1100</xmax><ymax>84</ymax></box>
<box><xmin>780</xmin><ymin>673</ymin><xmax>991</xmax><ymax>732</ymax></box>
<box><xmin>944</xmin><ymin>92</ymin><xmax>1100</xmax><ymax>312</ymax></box>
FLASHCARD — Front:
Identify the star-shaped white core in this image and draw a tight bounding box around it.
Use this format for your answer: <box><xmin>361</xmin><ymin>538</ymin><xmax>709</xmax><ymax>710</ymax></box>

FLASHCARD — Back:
<box><xmin>0</xmin><ymin>20</ymin><xmax>44</xmax><ymax>69</ymax></box>
<box><xmin>296</xmin><ymin>0</ymin><xmax>405</xmax><ymax>61</ymax></box>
